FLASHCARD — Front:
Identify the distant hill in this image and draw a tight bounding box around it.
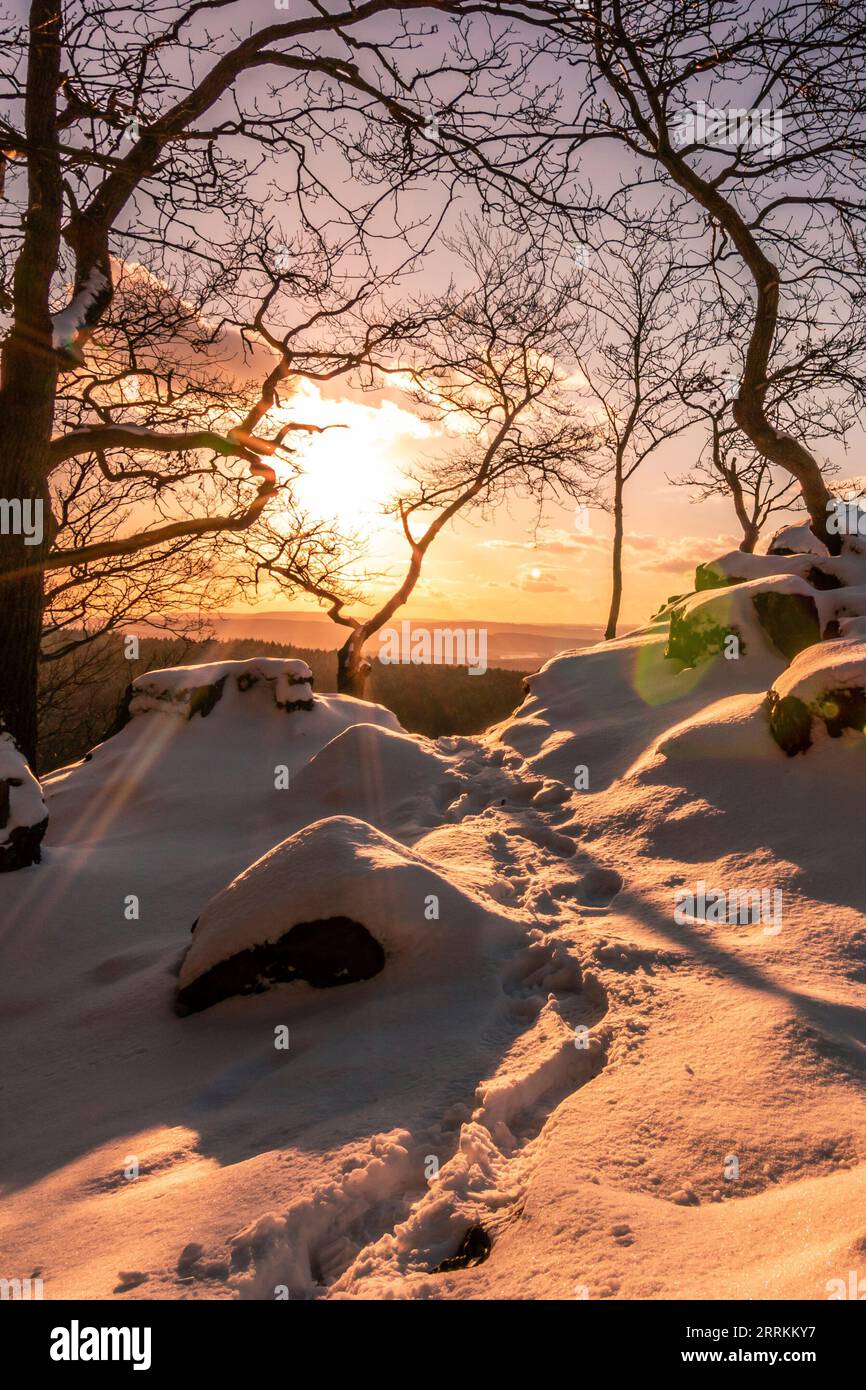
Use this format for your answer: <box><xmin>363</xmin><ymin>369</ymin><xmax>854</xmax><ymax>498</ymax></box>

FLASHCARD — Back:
<box><xmin>204</xmin><ymin>612</ymin><xmax>603</xmax><ymax>669</ymax></box>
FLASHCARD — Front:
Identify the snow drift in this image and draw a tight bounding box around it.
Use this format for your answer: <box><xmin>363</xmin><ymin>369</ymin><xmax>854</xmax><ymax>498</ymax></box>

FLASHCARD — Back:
<box><xmin>4</xmin><ymin>520</ymin><xmax>866</xmax><ymax>1302</ymax></box>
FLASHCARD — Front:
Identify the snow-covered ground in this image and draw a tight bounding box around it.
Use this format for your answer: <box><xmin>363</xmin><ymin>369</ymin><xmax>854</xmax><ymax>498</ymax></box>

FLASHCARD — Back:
<box><xmin>2</xmin><ymin>537</ymin><xmax>866</xmax><ymax>1302</ymax></box>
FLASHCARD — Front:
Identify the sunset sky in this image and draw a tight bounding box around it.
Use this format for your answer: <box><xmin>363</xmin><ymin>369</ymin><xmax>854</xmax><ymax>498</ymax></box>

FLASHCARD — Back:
<box><xmin>35</xmin><ymin>0</ymin><xmax>861</xmax><ymax>639</ymax></box>
<box><xmin>261</xmin><ymin>371</ymin><xmax>839</xmax><ymax>632</ymax></box>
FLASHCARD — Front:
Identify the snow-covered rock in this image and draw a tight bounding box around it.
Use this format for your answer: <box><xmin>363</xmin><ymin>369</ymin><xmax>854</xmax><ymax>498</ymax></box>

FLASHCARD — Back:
<box><xmin>129</xmin><ymin>656</ymin><xmax>315</xmax><ymax>720</ymax></box>
<box><xmin>42</xmin><ymin>660</ymin><xmax>403</xmax><ymax>892</ymax></box>
<box><xmin>176</xmin><ymin>815</ymin><xmax>524</xmax><ymax>1014</ymax></box>
<box><xmin>695</xmin><ymin>547</ymin><xmax>847</xmax><ymax>592</ymax></box>
<box><xmin>766</xmin><ymin>521</ymin><xmax>829</xmax><ymax>558</ymax></box>
<box><xmin>0</xmin><ymin>731</ymin><xmax>47</xmax><ymax>872</ymax></box>
<box><xmin>767</xmin><ymin>636</ymin><xmax>866</xmax><ymax>755</ymax></box>
<box><xmin>666</xmin><ymin>574</ymin><xmax>822</xmax><ymax>667</ymax></box>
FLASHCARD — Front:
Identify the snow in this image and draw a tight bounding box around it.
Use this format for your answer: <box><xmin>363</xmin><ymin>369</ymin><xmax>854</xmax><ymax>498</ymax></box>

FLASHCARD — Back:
<box><xmin>771</xmin><ymin>635</ymin><xmax>866</xmax><ymax>707</ymax></box>
<box><xmin>179</xmin><ymin>814</ymin><xmax>524</xmax><ymax>986</ymax></box>
<box><xmin>3</xmin><ymin>516</ymin><xmax>866</xmax><ymax>1301</ymax></box>
<box><xmin>0</xmin><ymin>731</ymin><xmax>46</xmax><ymax>838</ymax></box>
<box><xmin>130</xmin><ymin>657</ymin><xmax>315</xmax><ymax>716</ymax></box>
<box><xmin>51</xmin><ymin>267</ymin><xmax>109</xmax><ymax>354</ymax></box>
<box><xmin>284</xmin><ymin>723</ymin><xmax>461</xmax><ymax>841</ymax></box>
<box><xmin>767</xmin><ymin>521</ymin><xmax>829</xmax><ymax>557</ymax></box>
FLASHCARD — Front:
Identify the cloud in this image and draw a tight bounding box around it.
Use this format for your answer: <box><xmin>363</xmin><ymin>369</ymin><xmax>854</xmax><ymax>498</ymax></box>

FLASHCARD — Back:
<box><xmin>513</xmin><ymin>564</ymin><xmax>569</xmax><ymax>593</ymax></box>
<box><xmin>638</xmin><ymin>555</ymin><xmax>701</xmax><ymax>574</ymax></box>
<box><xmin>623</xmin><ymin>534</ymin><xmax>664</xmax><ymax>553</ymax></box>
<box><xmin>635</xmin><ymin>533</ymin><xmax>740</xmax><ymax>574</ymax></box>
<box><xmin>481</xmin><ymin>527</ymin><xmax>739</xmax><ymax>579</ymax></box>
<box><xmin>482</xmin><ymin>525</ymin><xmax>609</xmax><ymax>556</ymax></box>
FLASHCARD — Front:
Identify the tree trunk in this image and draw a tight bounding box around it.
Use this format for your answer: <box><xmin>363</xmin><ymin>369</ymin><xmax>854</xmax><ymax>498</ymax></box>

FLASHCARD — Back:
<box><xmin>733</xmin><ymin>397</ymin><xmax>836</xmax><ymax>552</ymax></box>
<box><xmin>724</xmin><ymin>465</ymin><xmax>761</xmax><ymax>556</ymax></box>
<box><xmin>0</xmin><ymin>0</ymin><xmax>63</xmax><ymax>768</ymax></box>
<box><xmin>0</xmin><ymin>545</ymin><xmax>46</xmax><ymax>768</ymax></box>
<box><xmin>0</xmin><ymin>422</ymin><xmax>53</xmax><ymax>767</ymax></box>
<box><xmin>604</xmin><ymin>470</ymin><xmax>624</xmax><ymax>640</ymax></box>
<box><xmin>650</xmin><ymin>143</ymin><xmax>836</xmax><ymax>548</ymax></box>
<box><xmin>0</xmin><ymin>335</ymin><xmax>59</xmax><ymax>768</ymax></box>
<box><xmin>336</xmin><ymin>633</ymin><xmax>371</xmax><ymax>699</ymax></box>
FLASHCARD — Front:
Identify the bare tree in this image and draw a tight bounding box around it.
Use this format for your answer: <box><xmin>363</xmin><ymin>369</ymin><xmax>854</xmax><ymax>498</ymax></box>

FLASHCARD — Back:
<box><xmin>569</xmin><ymin>225</ymin><xmax>692</xmax><ymax>639</ymax></box>
<box><xmin>0</xmin><ymin>0</ymin><xmax>561</xmax><ymax>764</ymax></box>
<box><xmin>514</xmin><ymin>1</ymin><xmax>866</xmax><ymax>551</ymax></box>
<box><xmin>672</xmin><ymin>296</ymin><xmax>846</xmax><ymax>552</ymax></box>
<box><xmin>256</xmin><ymin>227</ymin><xmax>598</xmax><ymax>696</ymax></box>
<box><xmin>674</xmin><ymin>416</ymin><xmax>799</xmax><ymax>555</ymax></box>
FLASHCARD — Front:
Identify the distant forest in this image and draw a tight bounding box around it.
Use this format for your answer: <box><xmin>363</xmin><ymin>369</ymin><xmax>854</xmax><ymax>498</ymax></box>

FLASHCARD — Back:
<box><xmin>38</xmin><ymin>635</ymin><xmax>529</xmax><ymax>774</ymax></box>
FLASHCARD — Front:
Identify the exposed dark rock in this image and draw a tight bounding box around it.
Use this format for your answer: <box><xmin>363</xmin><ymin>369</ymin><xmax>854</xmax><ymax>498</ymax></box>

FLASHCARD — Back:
<box><xmin>752</xmin><ymin>591</ymin><xmax>820</xmax><ymax>660</ymax></box>
<box><xmin>767</xmin><ymin>693</ymin><xmax>813</xmax><ymax>756</ymax></box>
<box><xmin>666</xmin><ymin>607</ymin><xmax>740</xmax><ymax>667</ymax></box>
<box><xmin>0</xmin><ymin>815</ymin><xmax>48</xmax><ymax>872</ymax></box>
<box><xmin>433</xmin><ymin>1225</ymin><xmax>491</xmax><ymax>1273</ymax></box>
<box><xmin>113</xmin><ymin>1271</ymin><xmax>149</xmax><ymax>1293</ymax></box>
<box><xmin>278</xmin><ymin>669</ymin><xmax>315</xmax><ymax>713</ymax></box>
<box><xmin>650</xmin><ymin>593</ymin><xmax>690</xmax><ymax>622</ymax></box>
<box><xmin>104</xmin><ymin>683</ymin><xmax>135</xmax><ymax>739</ymax></box>
<box><xmin>806</xmin><ymin>565</ymin><xmax>844</xmax><ymax>592</ymax></box>
<box><xmin>176</xmin><ymin>1243</ymin><xmax>204</xmax><ymax>1276</ymax></box>
<box><xmin>695</xmin><ymin>563</ymin><xmax>739</xmax><ymax>592</ymax></box>
<box><xmin>816</xmin><ymin>686</ymin><xmax>866</xmax><ymax>741</ymax></box>
<box><xmin>187</xmin><ymin>676</ymin><xmax>227</xmax><ymax>721</ymax></box>
<box><xmin>176</xmin><ymin>916</ymin><xmax>386</xmax><ymax>1016</ymax></box>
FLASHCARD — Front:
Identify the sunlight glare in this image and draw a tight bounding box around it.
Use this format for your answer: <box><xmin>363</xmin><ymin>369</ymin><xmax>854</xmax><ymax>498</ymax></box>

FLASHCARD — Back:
<box><xmin>277</xmin><ymin>381</ymin><xmax>435</xmax><ymax>532</ymax></box>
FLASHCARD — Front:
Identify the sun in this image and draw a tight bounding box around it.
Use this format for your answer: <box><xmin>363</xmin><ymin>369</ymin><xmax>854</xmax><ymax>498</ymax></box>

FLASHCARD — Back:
<box><xmin>275</xmin><ymin>381</ymin><xmax>435</xmax><ymax>533</ymax></box>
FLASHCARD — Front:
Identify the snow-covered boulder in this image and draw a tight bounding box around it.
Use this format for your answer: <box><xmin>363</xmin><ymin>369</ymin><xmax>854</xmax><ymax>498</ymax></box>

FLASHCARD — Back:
<box><xmin>129</xmin><ymin>656</ymin><xmax>315</xmax><ymax>721</ymax></box>
<box><xmin>767</xmin><ymin>521</ymin><xmax>829</xmax><ymax>558</ymax></box>
<box><xmin>695</xmin><ymin>511</ymin><xmax>866</xmax><ymax>594</ymax></box>
<box><xmin>695</xmin><ymin>548</ymin><xmax>845</xmax><ymax>594</ymax></box>
<box><xmin>666</xmin><ymin>574</ymin><xmax>822</xmax><ymax>668</ymax></box>
<box><xmin>767</xmin><ymin>636</ymin><xmax>866</xmax><ymax>756</ymax></box>
<box><xmin>0</xmin><ymin>731</ymin><xmax>48</xmax><ymax>872</ymax></box>
<box><xmin>177</xmin><ymin>815</ymin><xmax>523</xmax><ymax>1015</ymax></box>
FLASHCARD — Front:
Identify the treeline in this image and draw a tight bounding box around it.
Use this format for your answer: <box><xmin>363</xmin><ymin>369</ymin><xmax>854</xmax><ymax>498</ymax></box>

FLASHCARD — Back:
<box><xmin>37</xmin><ymin>634</ymin><xmax>528</xmax><ymax>773</ymax></box>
